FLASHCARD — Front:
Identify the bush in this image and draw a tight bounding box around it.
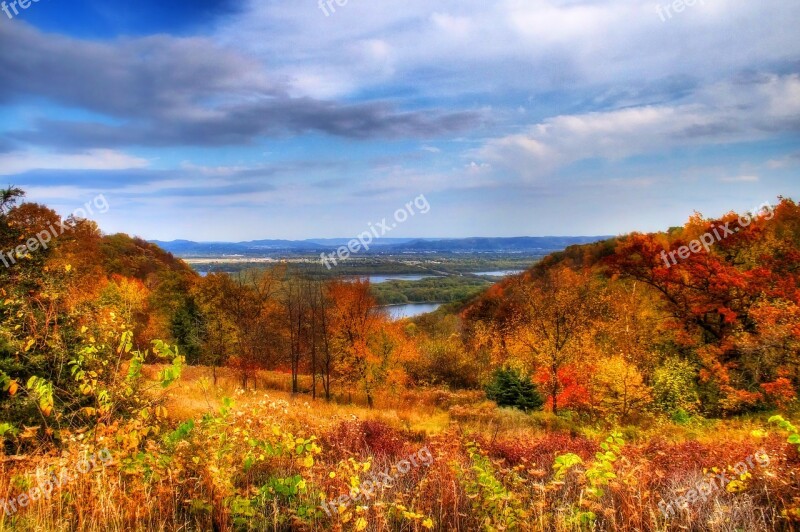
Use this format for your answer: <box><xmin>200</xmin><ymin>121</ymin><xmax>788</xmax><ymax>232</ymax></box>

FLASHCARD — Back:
<box><xmin>653</xmin><ymin>357</ymin><xmax>700</xmax><ymax>415</ymax></box>
<box><xmin>485</xmin><ymin>367</ymin><xmax>544</xmax><ymax>412</ymax></box>
<box><xmin>671</xmin><ymin>408</ymin><xmax>692</xmax><ymax>424</ymax></box>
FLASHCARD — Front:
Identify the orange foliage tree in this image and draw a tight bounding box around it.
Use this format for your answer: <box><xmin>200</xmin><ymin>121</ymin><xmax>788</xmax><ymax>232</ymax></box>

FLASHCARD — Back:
<box><xmin>504</xmin><ymin>266</ymin><xmax>606</xmax><ymax>415</ymax></box>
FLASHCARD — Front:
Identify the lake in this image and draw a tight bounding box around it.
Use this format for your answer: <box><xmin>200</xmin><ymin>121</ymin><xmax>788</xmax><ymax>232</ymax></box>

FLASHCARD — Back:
<box><xmin>360</xmin><ymin>274</ymin><xmax>438</xmax><ymax>284</ymax></box>
<box><xmin>198</xmin><ymin>271</ymin><xmax>235</xmax><ymax>277</ymax></box>
<box><xmin>385</xmin><ymin>302</ymin><xmax>442</xmax><ymax>320</ymax></box>
<box><xmin>473</xmin><ymin>270</ymin><xmax>524</xmax><ymax>277</ymax></box>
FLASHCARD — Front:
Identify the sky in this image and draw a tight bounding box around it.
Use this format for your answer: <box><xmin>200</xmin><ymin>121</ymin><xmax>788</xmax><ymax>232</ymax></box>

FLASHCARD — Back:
<box><xmin>0</xmin><ymin>0</ymin><xmax>798</xmax><ymax>241</ymax></box>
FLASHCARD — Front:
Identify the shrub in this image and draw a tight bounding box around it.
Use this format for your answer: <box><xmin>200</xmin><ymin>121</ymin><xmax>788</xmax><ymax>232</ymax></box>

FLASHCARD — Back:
<box><xmin>321</xmin><ymin>419</ymin><xmax>408</xmax><ymax>461</ymax></box>
<box><xmin>652</xmin><ymin>357</ymin><xmax>700</xmax><ymax>415</ymax></box>
<box><xmin>761</xmin><ymin>378</ymin><xmax>798</xmax><ymax>409</ymax></box>
<box><xmin>485</xmin><ymin>367</ymin><xmax>544</xmax><ymax>412</ymax></box>
<box><xmin>671</xmin><ymin>408</ymin><xmax>692</xmax><ymax>424</ymax></box>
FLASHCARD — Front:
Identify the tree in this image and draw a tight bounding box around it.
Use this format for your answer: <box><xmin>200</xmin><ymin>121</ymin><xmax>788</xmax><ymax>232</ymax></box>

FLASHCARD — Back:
<box><xmin>171</xmin><ymin>297</ymin><xmax>205</xmax><ymax>365</ymax></box>
<box><xmin>191</xmin><ymin>274</ymin><xmax>238</xmax><ymax>382</ymax></box>
<box><xmin>485</xmin><ymin>367</ymin><xmax>544</xmax><ymax>412</ymax></box>
<box><xmin>406</xmin><ymin>314</ymin><xmax>484</xmax><ymax>389</ymax></box>
<box><xmin>228</xmin><ymin>270</ymin><xmax>282</xmax><ymax>389</ymax></box>
<box><xmin>282</xmin><ymin>273</ymin><xmax>316</xmax><ymax>394</ymax></box>
<box><xmin>192</xmin><ymin>270</ymin><xmax>280</xmax><ymax>389</ymax></box>
<box><xmin>607</xmin><ymin>199</ymin><xmax>800</xmax><ymax>414</ymax></box>
<box><xmin>327</xmin><ymin>279</ymin><xmax>410</xmax><ymax>408</ymax></box>
<box><xmin>652</xmin><ymin>357</ymin><xmax>700</xmax><ymax>415</ymax></box>
<box><xmin>590</xmin><ymin>356</ymin><xmax>652</xmax><ymax>422</ymax></box>
<box><xmin>0</xmin><ymin>190</ymin><xmax>187</xmax><ymax>450</ymax></box>
<box><xmin>317</xmin><ymin>279</ymin><xmax>337</xmax><ymax>401</ymax></box>
<box><xmin>507</xmin><ymin>266</ymin><xmax>605</xmax><ymax>415</ymax></box>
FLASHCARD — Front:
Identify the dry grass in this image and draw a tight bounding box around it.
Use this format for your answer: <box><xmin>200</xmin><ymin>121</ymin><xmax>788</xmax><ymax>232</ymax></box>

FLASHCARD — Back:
<box><xmin>1</xmin><ymin>367</ymin><xmax>798</xmax><ymax>531</ymax></box>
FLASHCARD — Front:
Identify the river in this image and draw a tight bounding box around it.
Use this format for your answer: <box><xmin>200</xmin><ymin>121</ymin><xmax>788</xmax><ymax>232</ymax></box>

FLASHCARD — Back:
<box><xmin>384</xmin><ymin>302</ymin><xmax>442</xmax><ymax>320</ymax></box>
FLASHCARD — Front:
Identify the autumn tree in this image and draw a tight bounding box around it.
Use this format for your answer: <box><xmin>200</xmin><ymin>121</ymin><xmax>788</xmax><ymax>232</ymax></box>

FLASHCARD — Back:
<box><xmin>282</xmin><ymin>273</ymin><xmax>315</xmax><ymax>394</ymax></box>
<box><xmin>225</xmin><ymin>270</ymin><xmax>283</xmax><ymax>389</ymax></box>
<box><xmin>306</xmin><ymin>276</ymin><xmax>335</xmax><ymax>400</ymax></box>
<box><xmin>652</xmin><ymin>357</ymin><xmax>700</xmax><ymax>415</ymax></box>
<box><xmin>191</xmin><ymin>274</ymin><xmax>238</xmax><ymax>382</ymax></box>
<box><xmin>0</xmin><ymin>190</ymin><xmax>186</xmax><ymax>449</ymax></box>
<box><xmin>607</xmin><ymin>199</ymin><xmax>800</xmax><ymax>414</ymax></box>
<box><xmin>328</xmin><ymin>279</ymin><xmax>380</xmax><ymax>405</ymax></box>
<box><xmin>326</xmin><ymin>279</ymin><xmax>411</xmax><ymax>408</ymax></box>
<box><xmin>316</xmin><ymin>279</ymin><xmax>338</xmax><ymax>400</ymax></box>
<box><xmin>589</xmin><ymin>356</ymin><xmax>652</xmax><ymax>422</ymax></box>
<box><xmin>406</xmin><ymin>313</ymin><xmax>485</xmax><ymax>389</ymax></box>
<box><xmin>506</xmin><ymin>266</ymin><xmax>606</xmax><ymax>415</ymax></box>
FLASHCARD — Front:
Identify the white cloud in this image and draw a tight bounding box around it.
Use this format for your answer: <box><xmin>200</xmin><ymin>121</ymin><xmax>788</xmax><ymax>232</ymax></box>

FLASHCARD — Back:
<box><xmin>214</xmin><ymin>0</ymin><xmax>800</xmax><ymax>101</ymax></box>
<box><xmin>466</xmin><ymin>161</ymin><xmax>492</xmax><ymax>173</ymax></box>
<box><xmin>718</xmin><ymin>175</ymin><xmax>759</xmax><ymax>183</ymax></box>
<box><xmin>179</xmin><ymin>162</ymin><xmax>252</xmax><ymax>176</ymax></box>
<box><xmin>477</xmin><ymin>75</ymin><xmax>800</xmax><ymax>180</ymax></box>
<box><xmin>0</xmin><ymin>150</ymin><xmax>149</xmax><ymax>176</ymax></box>
<box><xmin>766</xmin><ymin>152</ymin><xmax>800</xmax><ymax>169</ymax></box>
<box><xmin>430</xmin><ymin>13</ymin><xmax>473</xmax><ymax>38</ymax></box>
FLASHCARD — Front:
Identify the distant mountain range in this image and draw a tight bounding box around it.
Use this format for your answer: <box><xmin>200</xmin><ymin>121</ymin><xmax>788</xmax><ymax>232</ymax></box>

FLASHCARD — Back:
<box><xmin>150</xmin><ymin>236</ymin><xmax>612</xmax><ymax>257</ymax></box>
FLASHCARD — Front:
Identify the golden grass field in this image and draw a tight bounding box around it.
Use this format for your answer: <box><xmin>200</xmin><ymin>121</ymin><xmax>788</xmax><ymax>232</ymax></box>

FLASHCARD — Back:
<box><xmin>0</xmin><ymin>366</ymin><xmax>797</xmax><ymax>531</ymax></box>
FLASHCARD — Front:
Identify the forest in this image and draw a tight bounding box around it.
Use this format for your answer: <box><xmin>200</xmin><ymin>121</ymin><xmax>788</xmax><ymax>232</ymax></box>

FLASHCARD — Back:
<box><xmin>370</xmin><ymin>277</ymin><xmax>492</xmax><ymax>305</ymax></box>
<box><xmin>0</xmin><ymin>188</ymin><xmax>799</xmax><ymax>531</ymax></box>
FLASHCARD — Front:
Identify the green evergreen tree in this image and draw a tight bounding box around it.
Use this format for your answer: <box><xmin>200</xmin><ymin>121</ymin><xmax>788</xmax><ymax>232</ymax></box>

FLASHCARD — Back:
<box><xmin>485</xmin><ymin>367</ymin><xmax>544</xmax><ymax>412</ymax></box>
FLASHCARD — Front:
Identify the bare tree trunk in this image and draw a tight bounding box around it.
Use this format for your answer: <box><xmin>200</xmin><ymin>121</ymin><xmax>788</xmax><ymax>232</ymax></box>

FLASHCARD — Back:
<box><xmin>311</xmin><ymin>336</ymin><xmax>317</xmax><ymax>400</ymax></box>
<box><xmin>318</xmin><ymin>281</ymin><xmax>333</xmax><ymax>401</ymax></box>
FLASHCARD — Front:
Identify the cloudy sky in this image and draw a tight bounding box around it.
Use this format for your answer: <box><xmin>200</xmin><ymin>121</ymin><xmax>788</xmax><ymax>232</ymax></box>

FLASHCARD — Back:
<box><xmin>0</xmin><ymin>0</ymin><xmax>798</xmax><ymax>240</ymax></box>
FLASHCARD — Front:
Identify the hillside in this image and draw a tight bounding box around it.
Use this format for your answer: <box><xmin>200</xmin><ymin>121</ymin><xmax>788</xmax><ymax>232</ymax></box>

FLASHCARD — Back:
<box><xmin>462</xmin><ymin>198</ymin><xmax>800</xmax><ymax>416</ymax></box>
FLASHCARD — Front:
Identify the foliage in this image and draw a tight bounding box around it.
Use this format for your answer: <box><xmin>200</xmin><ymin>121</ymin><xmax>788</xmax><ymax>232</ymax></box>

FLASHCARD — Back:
<box><xmin>505</xmin><ymin>265</ymin><xmax>606</xmax><ymax>414</ymax></box>
<box><xmin>761</xmin><ymin>378</ymin><xmax>797</xmax><ymax>409</ymax></box>
<box><xmin>552</xmin><ymin>452</ymin><xmax>583</xmax><ymax>481</ymax></box>
<box><xmin>464</xmin><ymin>198</ymin><xmax>800</xmax><ymax>419</ymax></box>
<box><xmin>550</xmin><ymin>432</ymin><xmax>624</xmax><ymax>527</ymax></box>
<box><xmin>484</xmin><ymin>367</ymin><xmax>544</xmax><ymax>412</ymax></box>
<box><xmin>590</xmin><ymin>357</ymin><xmax>652</xmax><ymax>422</ymax></box>
<box><xmin>406</xmin><ymin>314</ymin><xmax>485</xmax><ymax>389</ymax></box>
<box><xmin>370</xmin><ymin>276</ymin><xmax>492</xmax><ymax>305</ymax></box>
<box><xmin>769</xmin><ymin>415</ymin><xmax>800</xmax><ymax>453</ymax></box>
<box><xmin>584</xmin><ymin>432</ymin><xmax>624</xmax><ymax>499</ymax></box>
<box><xmin>1</xmin><ymin>189</ymin><xmax>800</xmax><ymax>530</ymax></box>
<box><xmin>458</xmin><ymin>441</ymin><xmax>527</xmax><ymax>530</ymax></box>
<box><xmin>652</xmin><ymin>357</ymin><xmax>700</xmax><ymax>415</ymax></box>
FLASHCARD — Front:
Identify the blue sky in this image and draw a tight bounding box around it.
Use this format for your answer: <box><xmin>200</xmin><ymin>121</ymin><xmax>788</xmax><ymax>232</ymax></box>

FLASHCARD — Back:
<box><xmin>0</xmin><ymin>0</ymin><xmax>798</xmax><ymax>240</ymax></box>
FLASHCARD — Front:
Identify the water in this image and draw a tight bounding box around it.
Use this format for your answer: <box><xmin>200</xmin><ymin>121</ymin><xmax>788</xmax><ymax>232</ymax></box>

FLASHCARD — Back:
<box><xmin>198</xmin><ymin>271</ymin><xmax>235</xmax><ymax>277</ymax></box>
<box><xmin>361</xmin><ymin>274</ymin><xmax>437</xmax><ymax>284</ymax></box>
<box><xmin>473</xmin><ymin>270</ymin><xmax>524</xmax><ymax>277</ymax></box>
<box><xmin>385</xmin><ymin>302</ymin><xmax>442</xmax><ymax>320</ymax></box>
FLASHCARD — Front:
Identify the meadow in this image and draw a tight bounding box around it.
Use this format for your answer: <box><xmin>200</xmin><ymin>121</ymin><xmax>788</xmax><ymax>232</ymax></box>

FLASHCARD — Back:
<box><xmin>1</xmin><ymin>365</ymin><xmax>797</xmax><ymax>531</ymax></box>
